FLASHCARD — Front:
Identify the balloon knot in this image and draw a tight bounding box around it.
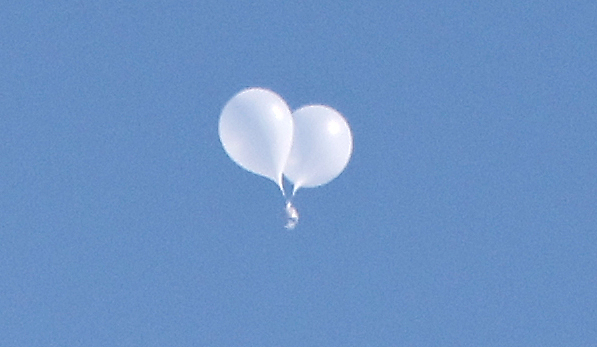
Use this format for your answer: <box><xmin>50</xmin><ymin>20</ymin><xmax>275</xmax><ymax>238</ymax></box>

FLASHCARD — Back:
<box><xmin>284</xmin><ymin>201</ymin><xmax>299</xmax><ymax>230</ymax></box>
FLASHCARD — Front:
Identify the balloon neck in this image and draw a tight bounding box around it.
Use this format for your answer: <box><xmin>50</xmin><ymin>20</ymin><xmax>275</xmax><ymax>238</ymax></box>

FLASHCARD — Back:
<box><xmin>291</xmin><ymin>184</ymin><xmax>301</xmax><ymax>197</ymax></box>
<box><xmin>277</xmin><ymin>179</ymin><xmax>287</xmax><ymax>198</ymax></box>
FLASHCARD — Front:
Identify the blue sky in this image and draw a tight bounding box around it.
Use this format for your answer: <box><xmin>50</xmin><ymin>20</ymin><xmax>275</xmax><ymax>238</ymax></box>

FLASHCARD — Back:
<box><xmin>1</xmin><ymin>0</ymin><xmax>596</xmax><ymax>345</ymax></box>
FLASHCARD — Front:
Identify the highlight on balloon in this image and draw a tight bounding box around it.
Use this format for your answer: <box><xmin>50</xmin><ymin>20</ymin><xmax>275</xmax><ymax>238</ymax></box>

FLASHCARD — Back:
<box><xmin>219</xmin><ymin>87</ymin><xmax>353</xmax><ymax>229</ymax></box>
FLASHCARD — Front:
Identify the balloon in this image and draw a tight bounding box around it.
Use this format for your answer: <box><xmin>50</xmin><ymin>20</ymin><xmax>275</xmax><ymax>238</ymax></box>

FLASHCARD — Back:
<box><xmin>219</xmin><ymin>88</ymin><xmax>294</xmax><ymax>192</ymax></box>
<box><xmin>283</xmin><ymin>105</ymin><xmax>353</xmax><ymax>194</ymax></box>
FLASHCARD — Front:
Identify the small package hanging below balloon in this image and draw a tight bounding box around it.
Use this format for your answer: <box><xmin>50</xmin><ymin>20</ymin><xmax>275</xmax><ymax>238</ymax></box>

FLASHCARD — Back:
<box><xmin>284</xmin><ymin>201</ymin><xmax>299</xmax><ymax>230</ymax></box>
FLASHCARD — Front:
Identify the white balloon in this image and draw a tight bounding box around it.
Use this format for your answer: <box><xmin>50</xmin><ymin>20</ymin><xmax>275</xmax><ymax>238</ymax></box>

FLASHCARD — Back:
<box><xmin>284</xmin><ymin>105</ymin><xmax>353</xmax><ymax>194</ymax></box>
<box><xmin>219</xmin><ymin>88</ymin><xmax>294</xmax><ymax>192</ymax></box>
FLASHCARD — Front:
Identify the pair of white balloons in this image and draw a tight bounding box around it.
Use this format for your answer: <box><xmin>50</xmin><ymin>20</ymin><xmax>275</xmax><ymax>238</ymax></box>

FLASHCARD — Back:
<box><xmin>219</xmin><ymin>87</ymin><xmax>353</xmax><ymax>197</ymax></box>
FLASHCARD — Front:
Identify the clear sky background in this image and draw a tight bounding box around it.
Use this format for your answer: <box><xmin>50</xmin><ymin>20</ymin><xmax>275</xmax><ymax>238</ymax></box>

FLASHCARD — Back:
<box><xmin>1</xmin><ymin>0</ymin><xmax>596</xmax><ymax>346</ymax></box>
